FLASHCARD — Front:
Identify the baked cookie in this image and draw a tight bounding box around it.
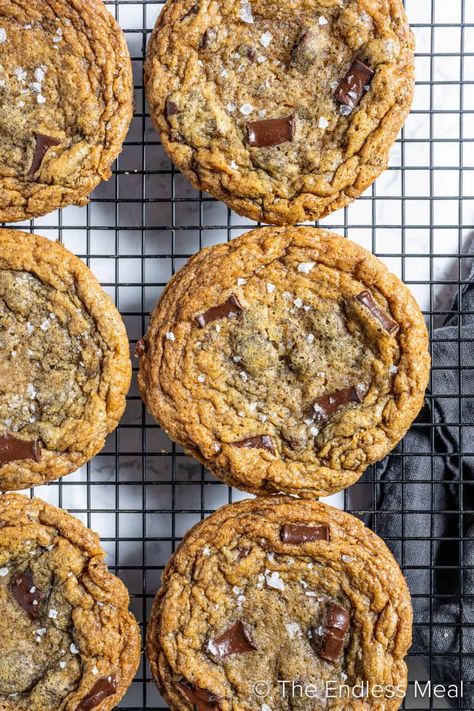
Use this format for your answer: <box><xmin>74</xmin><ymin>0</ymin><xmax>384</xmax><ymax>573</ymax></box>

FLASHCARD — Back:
<box><xmin>0</xmin><ymin>493</ymin><xmax>141</xmax><ymax>711</ymax></box>
<box><xmin>0</xmin><ymin>0</ymin><xmax>133</xmax><ymax>223</ymax></box>
<box><xmin>145</xmin><ymin>0</ymin><xmax>414</xmax><ymax>225</ymax></box>
<box><xmin>0</xmin><ymin>229</ymin><xmax>131</xmax><ymax>491</ymax></box>
<box><xmin>137</xmin><ymin>226</ymin><xmax>430</xmax><ymax>498</ymax></box>
<box><xmin>147</xmin><ymin>497</ymin><xmax>412</xmax><ymax>710</ymax></box>
<box><xmin>0</xmin><ymin>494</ymin><xmax>141</xmax><ymax>711</ymax></box>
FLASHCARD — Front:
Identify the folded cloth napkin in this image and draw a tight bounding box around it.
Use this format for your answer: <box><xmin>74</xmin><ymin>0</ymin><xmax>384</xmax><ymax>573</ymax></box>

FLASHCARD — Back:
<box><xmin>358</xmin><ymin>261</ymin><xmax>474</xmax><ymax>707</ymax></box>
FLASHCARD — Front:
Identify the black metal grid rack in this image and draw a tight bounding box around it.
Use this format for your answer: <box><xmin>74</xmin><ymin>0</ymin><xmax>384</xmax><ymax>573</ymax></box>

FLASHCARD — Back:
<box><xmin>8</xmin><ymin>0</ymin><xmax>474</xmax><ymax>707</ymax></box>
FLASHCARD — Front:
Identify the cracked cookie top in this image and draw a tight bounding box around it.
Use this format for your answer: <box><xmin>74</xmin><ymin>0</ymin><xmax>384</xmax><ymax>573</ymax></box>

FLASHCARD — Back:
<box><xmin>147</xmin><ymin>497</ymin><xmax>412</xmax><ymax>710</ymax></box>
<box><xmin>137</xmin><ymin>226</ymin><xmax>430</xmax><ymax>498</ymax></box>
<box><xmin>0</xmin><ymin>493</ymin><xmax>140</xmax><ymax>711</ymax></box>
<box><xmin>145</xmin><ymin>0</ymin><xmax>414</xmax><ymax>225</ymax></box>
<box><xmin>0</xmin><ymin>229</ymin><xmax>131</xmax><ymax>491</ymax></box>
<box><xmin>0</xmin><ymin>0</ymin><xmax>133</xmax><ymax>223</ymax></box>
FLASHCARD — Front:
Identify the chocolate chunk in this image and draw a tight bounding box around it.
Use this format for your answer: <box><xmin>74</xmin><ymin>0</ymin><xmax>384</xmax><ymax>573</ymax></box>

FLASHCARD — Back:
<box><xmin>195</xmin><ymin>294</ymin><xmax>243</xmax><ymax>327</ymax></box>
<box><xmin>29</xmin><ymin>134</ymin><xmax>61</xmax><ymax>176</ymax></box>
<box><xmin>326</xmin><ymin>603</ymin><xmax>350</xmax><ymax>633</ymax></box>
<box><xmin>177</xmin><ymin>681</ymin><xmax>221</xmax><ymax>711</ymax></box>
<box><xmin>319</xmin><ymin>627</ymin><xmax>345</xmax><ymax>663</ymax></box>
<box><xmin>334</xmin><ymin>59</ymin><xmax>374</xmax><ymax>110</ymax></box>
<box><xmin>246</xmin><ymin>115</ymin><xmax>296</xmax><ymax>148</ymax></box>
<box><xmin>208</xmin><ymin>620</ymin><xmax>257</xmax><ymax>660</ymax></box>
<box><xmin>10</xmin><ymin>570</ymin><xmax>45</xmax><ymax>620</ymax></box>
<box><xmin>166</xmin><ymin>99</ymin><xmax>179</xmax><ymax>117</ymax></box>
<box><xmin>311</xmin><ymin>603</ymin><xmax>350</xmax><ymax>664</ymax></box>
<box><xmin>230</xmin><ymin>435</ymin><xmax>275</xmax><ymax>455</ymax></box>
<box><xmin>75</xmin><ymin>676</ymin><xmax>117</xmax><ymax>711</ymax></box>
<box><xmin>0</xmin><ymin>434</ymin><xmax>41</xmax><ymax>465</ymax></box>
<box><xmin>355</xmin><ymin>290</ymin><xmax>399</xmax><ymax>335</ymax></box>
<box><xmin>134</xmin><ymin>338</ymin><xmax>146</xmax><ymax>357</ymax></box>
<box><xmin>312</xmin><ymin>387</ymin><xmax>363</xmax><ymax>423</ymax></box>
<box><xmin>280</xmin><ymin>523</ymin><xmax>330</xmax><ymax>544</ymax></box>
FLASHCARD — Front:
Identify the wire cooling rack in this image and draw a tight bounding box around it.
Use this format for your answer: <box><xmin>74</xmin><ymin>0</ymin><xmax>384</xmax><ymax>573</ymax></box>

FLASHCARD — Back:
<box><xmin>5</xmin><ymin>0</ymin><xmax>473</xmax><ymax>708</ymax></box>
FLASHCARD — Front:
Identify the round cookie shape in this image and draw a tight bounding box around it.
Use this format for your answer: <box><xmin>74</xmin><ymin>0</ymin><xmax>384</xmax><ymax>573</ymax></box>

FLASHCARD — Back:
<box><xmin>0</xmin><ymin>493</ymin><xmax>141</xmax><ymax>711</ymax></box>
<box><xmin>137</xmin><ymin>226</ymin><xmax>430</xmax><ymax>498</ymax></box>
<box><xmin>147</xmin><ymin>497</ymin><xmax>412</xmax><ymax>710</ymax></box>
<box><xmin>145</xmin><ymin>0</ymin><xmax>414</xmax><ymax>225</ymax></box>
<box><xmin>0</xmin><ymin>0</ymin><xmax>133</xmax><ymax>223</ymax></box>
<box><xmin>0</xmin><ymin>229</ymin><xmax>131</xmax><ymax>491</ymax></box>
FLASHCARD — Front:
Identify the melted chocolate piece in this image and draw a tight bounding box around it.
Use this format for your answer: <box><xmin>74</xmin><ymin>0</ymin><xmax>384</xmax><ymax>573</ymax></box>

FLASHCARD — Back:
<box><xmin>0</xmin><ymin>434</ymin><xmax>41</xmax><ymax>465</ymax></box>
<box><xmin>29</xmin><ymin>134</ymin><xmax>61</xmax><ymax>176</ymax></box>
<box><xmin>209</xmin><ymin>620</ymin><xmax>256</xmax><ymax>660</ymax></box>
<box><xmin>230</xmin><ymin>435</ymin><xmax>275</xmax><ymax>455</ymax></box>
<box><xmin>177</xmin><ymin>681</ymin><xmax>221</xmax><ymax>711</ymax></box>
<box><xmin>311</xmin><ymin>603</ymin><xmax>350</xmax><ymax>664</ymax></box>
<box><xmin>334</xmin><ymin>59</ymin><xmax>374</xmax><ymax>109</ymax></box>
<box><xmin>312</xmin><ymin>387</ymin><xmax>363</xmax><ymax>423</ymax></box>
<box><xmin>166</xmin><ymin>99</ymin><xmax>179</xmax><ymax>117</ymax></box>
<box><xmin>326</xmin><ymin>603</ymin><xmax>350</xmax><ymax>633</ymax></box>
<box><xmin>280</xmin><ymin>523</ymin><xmax>330</xmax><ymax>544</ymax></box>
<box><xmin>319</xmin><ymin>627</ymin><xmax>345</xmax><ymax>663</ymax></box>
<box><xmin>246</xmin><ymin>115</ymin><xmax>296</xmax><ymax>148</ymax></box>
<box><xmin>10</xmin><ymin>570</ymin><xmax>45</xmax><ymax>620</ymax></box>
<box><xmin>134</xmin><ymin>338</ymin><xmax>146</xmax><ymax>357</ymax></box>
<box><xmin>195</xmin><ymin>294</ymin><xmax>243</xmax><ymax>327</ymax></box>
<box><xmin>355</xmin><ymin>290</ymin><xmax>399</xmax><ymax>335</ymax></box>
<box><xmin>76</xmin><ymin>676</ymin><xmax>117</xmax><ymax>711</ymax></box>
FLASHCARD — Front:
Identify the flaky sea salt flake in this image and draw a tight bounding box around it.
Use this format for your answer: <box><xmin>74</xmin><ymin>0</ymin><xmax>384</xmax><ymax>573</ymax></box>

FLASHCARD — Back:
<box><xmin>297</xmin><ymin>262</ymin><xmax>315</xmax><ymax>273</ymax></box>
<box><xmin>260</xmin><ymin>31</ymin><xmax>273</xmax><ymax>47</ymax></box>
<box><xmin>265</xmin><ymin>571</ymin><xmax>285</xmax><ymax>590</ymax></box>
<box><xmin>239</xmin><ymin>102</ymin><xmax>254</xmax><ymax>116</ymax></box>
<box><xmin>238</xmin><ymin>0</ymin><xmax>254</xmax><ymax>24</ymax></box>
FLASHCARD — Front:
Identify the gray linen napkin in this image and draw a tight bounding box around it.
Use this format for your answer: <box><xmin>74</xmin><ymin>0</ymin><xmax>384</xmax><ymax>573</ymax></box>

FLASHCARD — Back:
<box><xmin>358</xmin><ymin>261</ymin><xmax>474</xmax><ymax>707</ymax></box>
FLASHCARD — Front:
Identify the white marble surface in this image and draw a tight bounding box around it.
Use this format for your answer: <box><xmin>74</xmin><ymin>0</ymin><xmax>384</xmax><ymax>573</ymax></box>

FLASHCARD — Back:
<box><xmin>10</xmin><ymin>0</ymin><xmax>473</xmax><ymax>707</ymax></box>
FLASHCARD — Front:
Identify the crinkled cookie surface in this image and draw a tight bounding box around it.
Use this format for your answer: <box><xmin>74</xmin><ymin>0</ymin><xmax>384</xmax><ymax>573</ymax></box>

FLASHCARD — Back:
<box><xmin>147</xmin><ymin>497</ymin><xmax>412</xmax><ymax>710</ymax></box>
<box><xmin>138</xmin><ymin>226</ymin><xmax>430</xmax><ymax>498</ymax></box>
<box><xmin>145</xmin><ymin>0</ymin><xmax>414</xmax><ymax>224</ymax></box>
<box><xmin>0</xmin><ymin>494</ymin><xmax>141</xmax><ymax>711</ymax></box>
<box><xmin>0</xmin><ymin>0</ymin><xmax>133</xmax><ymax>222</ymax></box>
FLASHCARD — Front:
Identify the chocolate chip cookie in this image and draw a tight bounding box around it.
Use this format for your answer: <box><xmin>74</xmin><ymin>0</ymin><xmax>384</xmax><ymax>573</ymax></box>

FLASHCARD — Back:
<box><xmin>0</xmin><ymin>229</ymin><xmax>131</xmax><ymax>491</ymax></box>
<box><xmin>0</xmin><ymin>0</ymin><xmax>133</xmax><ymax>223</ymax></box>
<box><xmin>145</xmin><ymin>0</ymin><xmax>414</xmax><ymax>225</ymax></box>
<box><xmin>137</xmin><ymin>226</ymin><xmax>430</xmax><ymax>498</ymax></box>
<box><xmin>147</xmin><ymin>497</ymin><xmax>412</xmax><ymax>710</ymax></box>
<box><xmin>0</xmin><ymin>493</ymin><xmax>141</xmax><ymax>710</ymax></box>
